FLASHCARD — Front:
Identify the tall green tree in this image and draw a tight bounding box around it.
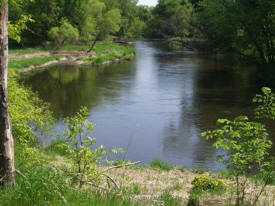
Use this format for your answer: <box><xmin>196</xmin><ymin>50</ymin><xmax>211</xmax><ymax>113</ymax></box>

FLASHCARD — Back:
<box><xmin>87</xmin><ymin>8</ymin><xmax>121</xmax><ymax>52</ymax></box>
<box><xmin>197</xmin><ymin>0</ymin><xmax>275</xmax><ymax>64</ymax></box>
<box><xmin>148</xmin><ymin>0</ymin><xmax>196</xmax><ymax>39</ymax></box>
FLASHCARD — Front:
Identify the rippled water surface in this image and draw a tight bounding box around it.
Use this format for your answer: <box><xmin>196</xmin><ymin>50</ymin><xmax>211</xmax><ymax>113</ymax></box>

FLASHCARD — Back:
<box><xmin>23</xmin><ymin>41</ymin><xmax>274</xmax><ymax>170</ymax></box>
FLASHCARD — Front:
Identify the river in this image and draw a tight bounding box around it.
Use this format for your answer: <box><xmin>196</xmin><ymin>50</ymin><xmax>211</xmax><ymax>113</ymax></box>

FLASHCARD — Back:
<box><xmin>22</xmin><ymin>41</ymin><xmax>274</xmax><ymax>170</ymax></box>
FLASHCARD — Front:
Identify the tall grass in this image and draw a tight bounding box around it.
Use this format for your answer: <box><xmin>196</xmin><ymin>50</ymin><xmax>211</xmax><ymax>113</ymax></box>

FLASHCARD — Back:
<box><xmin>0</xmin><ymin>145</ymin><xmax>138</xmax><ymax>206</ymax></box>
<box><xmin>150</xmin><ymin>159</ymin><xmax>173</xmax><ymax>171</ymax></box>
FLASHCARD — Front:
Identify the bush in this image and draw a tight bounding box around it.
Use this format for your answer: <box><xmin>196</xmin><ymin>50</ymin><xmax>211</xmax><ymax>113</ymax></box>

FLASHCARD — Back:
<box><xmin>191</xmin><ymin>175</ymin><xmax>226</xmax><ymax>193</ymax></box>
<box><xmin>8</xmin><ymin>72</ymin><xmax>53</xmax><ymax>145</ymax></box>
<box><xmin>62</xmin><ymin>107</ymin><xmax>123</xmax><ymax>188</ymax></box>
<box><xmin>187</xmin><ymin>176</ymin><xmax>226</xmax><ymax>206</ymax></box>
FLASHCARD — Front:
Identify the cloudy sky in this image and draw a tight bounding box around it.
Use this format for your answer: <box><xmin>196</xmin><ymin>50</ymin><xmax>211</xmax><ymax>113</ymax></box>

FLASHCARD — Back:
<box><xmin>138</xmin><ymin>0</ymin><xmax>158</xmax><ymax>6</ymax></box>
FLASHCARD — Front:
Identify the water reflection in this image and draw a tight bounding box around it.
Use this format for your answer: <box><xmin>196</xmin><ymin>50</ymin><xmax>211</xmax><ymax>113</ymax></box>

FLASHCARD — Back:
<box><xmin>22</xmin><ymin>41</ymin><xmax>273</xmax><ymax>169</ymax></box>
<box><xmin>22</xmin><ymin>62</ymin><xmax>136</xmax><ymax>118</ymax></box>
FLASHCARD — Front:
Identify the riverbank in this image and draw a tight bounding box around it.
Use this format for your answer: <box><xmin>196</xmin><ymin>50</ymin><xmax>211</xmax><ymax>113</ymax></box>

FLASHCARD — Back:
<box><xmin>1</xmin><ymin>141</ymin><xmax>274</xmax><ymax>206</ymax></box>
<box><xmin>9</xmin><ymin>41</ymin><xmax>135</xmax><ymax>73</ymax></box>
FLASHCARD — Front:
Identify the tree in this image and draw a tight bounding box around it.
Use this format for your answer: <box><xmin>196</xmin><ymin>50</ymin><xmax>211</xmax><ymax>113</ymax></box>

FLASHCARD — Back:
<box><xmin>0</xmin><ymin>0</ymin><xmax>15</xmax><ymax>187</ymax></box>
<box><xmin>87</xmin><ymin>8</ymin><xmax>121</xmax><ymax>53</ymax></box>
<box><xmin>80</xmin><ymin>0</ymin><xmax>104</xmax><ymax>42</ymax></box>
<box><xmin>197</xmin><ymin>0</ymin><xmax>275</xmax><ymax>64</ymax></box>
<box><xmin>148</xmin><ymin>0</ymin><xmax>197</xmax><ymax>39</ymax></box>
<box><xmin>48</xmin><ymin>19</ymin><xmax>79</xmax><ymax>47</ymax></box>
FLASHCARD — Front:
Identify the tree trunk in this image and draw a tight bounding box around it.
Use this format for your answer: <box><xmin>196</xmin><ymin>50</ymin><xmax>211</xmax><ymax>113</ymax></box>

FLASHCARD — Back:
<box><xmin>87</xmin><ymin>35</ymin><xmax>99</xmax><ymax>53</ymax></box>
<box><xmin>0</xmin><ymin>0</ymin><xmax>15</xmax><ymax>187</ymax></box>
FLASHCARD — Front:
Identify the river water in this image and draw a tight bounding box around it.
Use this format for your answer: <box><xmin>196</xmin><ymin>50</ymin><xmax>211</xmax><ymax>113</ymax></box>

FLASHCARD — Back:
<box><xmin>22</xmin><ymin>41</ymin><xmax>274</xmax><ymax>170</ymax></box>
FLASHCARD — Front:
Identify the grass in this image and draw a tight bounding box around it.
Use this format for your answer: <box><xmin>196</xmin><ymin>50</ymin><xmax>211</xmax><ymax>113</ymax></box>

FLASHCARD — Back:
<box><xmin>170</xmin><ymin>182</ymin><xmax>184</xmax><ymax>191</ymax></box>
<box><xmin>9</xmin><ymin>55</ymin><xmax>63</xmax><ymax>70</ymax></box>
<box><xmin>86</xmin><ymin>42</ymin><xmax>134</xmax><ymax>65</ymax></box>
<box><xmin>150</xmin><ymin>158</ymin><xmax>173</xmax><ymax>171</ymax></box>
<box><xmin>9</xmin><ymin>41</ymin><xmax>134</xmax><ymax>69</ymax></box>
<box><xmin>9</xmin><ymin>47</ymin><xmax>48</xmax><ymax>55</ymax></box>
<box><xmin>0</xmin><ymin>144</ymin><xmax>139</xmax><ymax>206</ymax></box>
<box><xmin>156</xmin><ymin>190</ymin><xmax>181</xmax><ymax>206</ymax></box>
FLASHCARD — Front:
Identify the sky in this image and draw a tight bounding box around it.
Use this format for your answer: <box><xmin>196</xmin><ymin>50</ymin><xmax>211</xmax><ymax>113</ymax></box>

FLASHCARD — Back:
<box><xmin>137</xmin><ymin>0</ymin><xmax>158</xmax><ymax>7</ymax></box>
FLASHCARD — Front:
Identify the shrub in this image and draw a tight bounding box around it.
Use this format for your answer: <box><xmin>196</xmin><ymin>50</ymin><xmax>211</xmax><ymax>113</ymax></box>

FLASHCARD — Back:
<box><xmin>253</xmin><ymin>87</ymin><xmax>275</xmax><ymax>120</ymax></box>
<box><xmin>62</xmin><ymin>107</ymin><xmax>123</xmax><ymax>188</ymax></box>
<box><xmin>187</xmin><ymin>176</ymin><xmax>226</xmax><ymax>206</ymax></box>
<box><xmin>8</xmin><ymin>72</ymin><xmax>53</xmax><ymax>145</ymax></box>
<box><xmin>191</xmin><ymin>175</ymin><xmax>226</xmax><ymax>193</ymax></box>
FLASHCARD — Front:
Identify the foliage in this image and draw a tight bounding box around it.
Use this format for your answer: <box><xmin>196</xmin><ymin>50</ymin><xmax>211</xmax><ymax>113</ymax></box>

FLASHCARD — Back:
<box><xmin>191</xmin><ymin>175</ymin><xmax>226</xmax><ymax>193</ymax></box>
<box><xmin>9</xmin><ymin>0</ymin><xmax>148</xmax><ymax>45</ymax></box>
<box><xmin>8</xmin><ymin>72</ymin><xmax>53</xmax><ymax>145</ymax></box>
<box><xmin>197</xmin><ymin>0</ymin><xmax>275</xmax><ymax>64</ymax></box>
<box><xmin>147</xmin><ymin>0</ymin><xmax>199</xmax><ymax>40</ymax></box>
<box><xmin>187</xmin><ymin>176</ymin><xmax>226</xmax><ymax>206</ymax></box>
<box><xmin>96</xmin><ymin>9</ymin><xmax>121</xmax><ymax>40</ymax></box>
<box><xmin>8</xmin><ymin>15</ymin><xmax>32</xmax><ymax>42</ymax></box>
<box><xmin>0</xmin><ymin>145</ymin><xmax>138</xmax><ymax>206</ymax></box>
<box><xmin>253</xmin><ymin>87</ymin><xmax>275</xmax><ymax>120</ymax></box>
<box><xmin>48</xmin><ymin>19</ymin><xmax>79</xmax><ymax>47</ymax></box>
<box><xmin>201</xmin><ymin>87</ymin><xmax>275</xmax><ymax>206</ymax></box>
<box><xmin>150</xmin><ymin>158</ymin><xmax>173</xmax><ymax>171</ymax></box>
<box><xmin>62</xmin><ymin>107</ymin><xmax>123</xmax><ymax>188</ymax></box>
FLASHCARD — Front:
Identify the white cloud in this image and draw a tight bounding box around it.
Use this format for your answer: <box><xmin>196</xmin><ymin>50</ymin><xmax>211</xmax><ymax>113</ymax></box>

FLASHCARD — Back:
<box><xmin>138</xmin><ymin>0</ymin><xmax>158</xmax><ymax>6</ymax></box>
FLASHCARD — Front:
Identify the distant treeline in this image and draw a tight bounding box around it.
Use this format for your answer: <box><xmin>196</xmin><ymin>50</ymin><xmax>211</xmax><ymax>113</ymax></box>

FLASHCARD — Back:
<box><xmin>10</xmin><ymin>0</ymin><xmax>151</xmax><ymax>46</ymax></box>
<box><xmin>10</xmin><ymin>0</ymin><xmax>274</xmax><ymax>64</ymax></box>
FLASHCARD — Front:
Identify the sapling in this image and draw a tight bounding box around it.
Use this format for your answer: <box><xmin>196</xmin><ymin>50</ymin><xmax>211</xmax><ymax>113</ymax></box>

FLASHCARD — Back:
<box><xmin>63</xmin><ymin>107</ymin><xmax>122</xmax><ymax>188</ymax></box>
<box><xmin>201</xmin><ymin>87</ymin><xmax>275</xmax><ymax>206</ymax></box>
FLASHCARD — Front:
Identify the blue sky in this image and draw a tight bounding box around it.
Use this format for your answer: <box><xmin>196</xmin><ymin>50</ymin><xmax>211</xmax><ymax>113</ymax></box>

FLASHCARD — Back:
<box><xmin>138</xmin><ymin>0</ymin><xmax>158</xmax><ymax>6</ymax></box>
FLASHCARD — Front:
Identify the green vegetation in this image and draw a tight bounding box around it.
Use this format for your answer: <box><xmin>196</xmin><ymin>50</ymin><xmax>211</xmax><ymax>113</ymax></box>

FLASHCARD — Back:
<box><xmin>9</xmin><ymin>47</ymin><xmax>48</xmax><ymax>55</ymax></box>
<box><xmin>196</xmin><ymin>0</ymin><xmax>274</xmax><ymax>64</ymax></box>
<box><xmin>150</xmin><ymin>158</ymin><xmax>173</xmax><ymax>171</ymax></box>
<box><xmin>0</xmin><ymin>145</ymin><xmax>138</xmax><ymax>206</ymax></box>
<box><xmin>191</xmin><ymin>176</ymin><xmax>226</xmax><ymax>193</ymax></box>
<box><xmin>61</xmin><ymin>107</ymin><xmax>123</xmax><ymax>188</ymax></box>
<box><xmin>147</xmin><ymin>0</ymin><xmax>198</xmax><ymax>41</ymax></box>
<box><xmin>157</xmin><ymin>190</ymin><xmax>181</xmax><ymax>206</ymax></box>
<box><xmin>201</xmin><ymin>87</ymin><xmax>275</xmax><ymax>206</ymax></box>
<box><xmin>145</xmin><ymin>0</ymin><xmax>274</xmax><ymax>65</ymax></box>
<box><xmin>9</xmin><ymin>55</ymin><xmax>63</xmax><ymax>70</ymax></box>
<box><xmin>9</xmin><ymin>0</ymin><xmax>274</xmax><ymax>65</ymax></box>
<box><xmin>2</xmin><ymin>0</ymin><xmax>275</xmax><ymax>205</ymax></box>
<box><xmin>188</xmin><ymin>176</ymin><xmax>227</xmax><ymax>206</ymax></box>
<box><xmin>48</xmin><ymin>19</ymin><xmax>79</xmax><ymax>47</ymax></box>
<box><xmin>10</xmin><ymin>0</ymin><xmax>150</xmax><ymax>47</ymax></box>
<box><xmin>9</xmin><ymin>41</ymin><xmax>134</xmax><ymax>70</ymax></box>
<box><xmin>8</xmin><ymin>73</ymin><xmax>53</xmax><ymax>145</ymax></box>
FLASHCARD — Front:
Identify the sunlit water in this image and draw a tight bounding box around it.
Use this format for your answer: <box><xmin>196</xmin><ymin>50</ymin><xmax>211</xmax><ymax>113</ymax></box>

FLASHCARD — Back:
<box><xmin>22</xmin><ymin>41</ymin><xmax>274</xmax><ymax>170</ymax></box>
